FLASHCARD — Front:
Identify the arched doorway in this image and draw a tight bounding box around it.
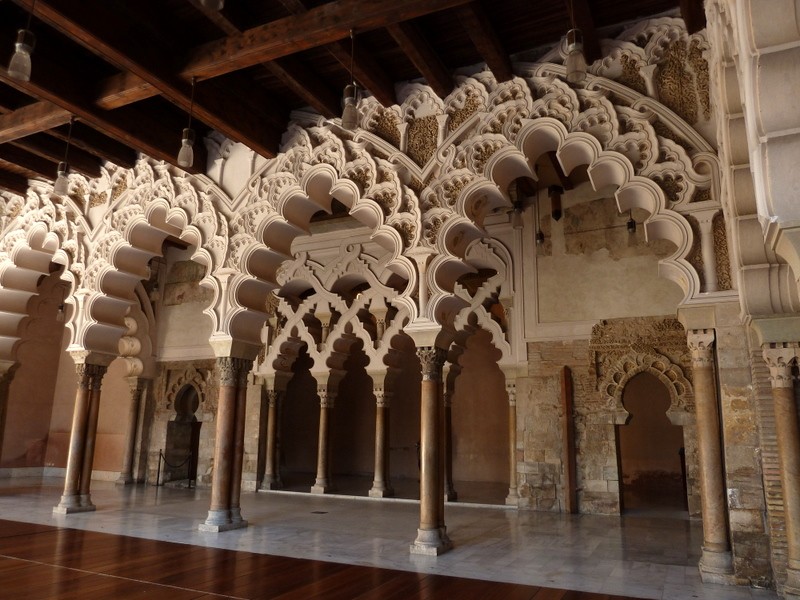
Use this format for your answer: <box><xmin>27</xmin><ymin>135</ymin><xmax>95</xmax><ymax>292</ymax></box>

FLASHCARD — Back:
<box><xmin>616</xmin><ymin>371</ymin><xmax>686</xmax><ymax>514</ymax></box>
<box><xmin>164</xmin><ymin>384</ymin><xmax>201</xmax><ymax>485</ymax></box>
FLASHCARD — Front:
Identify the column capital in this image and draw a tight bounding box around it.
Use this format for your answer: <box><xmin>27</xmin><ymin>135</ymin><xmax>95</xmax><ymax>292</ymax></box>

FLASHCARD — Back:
<box><xmin>417</xmin><ymin>346</ymin><xmax>447</xmax><ymax>381</ymax></box>
<box><xmin>374</xmin><ymin>389</ymin><xmax>392</xmax><ymax>408</ymax></box>
<box><xmin>87</xmin><ymin>364</ymin><xmax>107</xmax><ymax>391</ymax></box>
<box><xmin>762</xmin><ymin>343</ymin><xmax>799</xmax><ymax>389</ymax></box>
<box><xmin>505</xmin><ymin>380</ymin><xmax>517</xmax><ymax>406</ymax></box>
<box><xmin>318</xmin><ymin>388</ymin><xmax>337</xmax><ymax>408</ymax></box>
<box><xmin>234</xmin><ymin>358</ymin><xmax>253</xmax><ymax>387</ymax></box>
<box><xmin>266</xmin><ymin>389</ymin><xmax>279</xmax><ymax>407</ymax></box>
<box><xmin>687</xmin><ymin>329</ymin><xmax>715</xmax><ymax>367</ymax></box>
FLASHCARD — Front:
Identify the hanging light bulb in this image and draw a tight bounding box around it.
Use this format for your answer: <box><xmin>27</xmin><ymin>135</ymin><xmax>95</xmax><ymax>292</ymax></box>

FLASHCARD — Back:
<box><xmin>54</xmin><ymin>117</ymin><xmax>74</xmax><ymax>197</ymax></box>
<box><xmin>535</xmin><ymin>229</ymin><xmax>545</xmax><ymax>245</ymax></box>
<box><xmin>341</xmin><ymin>30</ymin><xmax>359</xmax><ymax>131</ymax></box>
<box><xmin>627</xmin><ymin>210</ymin><xmax>637</xmax><ymax>234</ymax></box>
<box><xmin>565</xmin><ymin>29</ymin><xmax>587</xmax><ymax>84</ymax></box>
<box><xmin>177</xmin><ymin>77</ymin><xmax>197</xmax><ymax>168</ymax></box>
<box><xmin>199</xmin><ymin>0</ymin><xmax>224</xmax><ymax>9</ymax></box>
<box><xmin>8</xmin><ymin>28</ymin><xmax>35</xmax><ymax>82</ymax></box>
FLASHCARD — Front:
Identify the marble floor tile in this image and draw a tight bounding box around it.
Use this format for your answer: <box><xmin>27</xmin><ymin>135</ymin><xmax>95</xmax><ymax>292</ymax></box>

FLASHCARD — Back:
<box><xmin>0</xmin><ymin>477</ymin><xmax>780</xmax><ymax>600</ymax></box>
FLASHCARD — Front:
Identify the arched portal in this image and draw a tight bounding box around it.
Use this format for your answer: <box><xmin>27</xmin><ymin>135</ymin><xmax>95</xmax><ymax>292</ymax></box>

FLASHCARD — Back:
<box><xmin>164</xmin><ymin>384</ymin><xmax>201</xmax><ymax>485</ymax></box>
<box><xmin>616</xmin><ymin>371</ymin><xmax>686</xmax><ymax>514</ymax></box>
<box><xmin>451</xmin><ymin>327</ymin><xmax>508</xmax><ymax>505</ymax></box>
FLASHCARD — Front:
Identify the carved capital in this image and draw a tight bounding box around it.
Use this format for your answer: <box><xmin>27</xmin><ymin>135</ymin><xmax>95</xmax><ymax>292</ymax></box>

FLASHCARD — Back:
<box><xmin>235</xmin><ymin>358</ymin><xmax>252</xmax><ymax>387</ymax></box>
<box><xmin>375</xmin><ymin>389</ymin><xmax>392</xmax><ymax>408</ymax></box>
<box><xmin>216</xmin><ymin>356</ymin><xmax>238</xmax><ymax>387</ymax></box>
<box><xmin>505</xmin><ymin>381</ymin><xmax>517</xmax><ymax>406</ymax></box>
<box><xmin>319</xmin><ymin>389</ymin><xmax>336</xmax><ymax>408</ymax></box>
<box><xmin>763</xmin><ymin>344</ymin><xmax>799</xmax><ymax>389</ymax></box>
<box><xmin>75</xmin><ymin>364</ymin><xmax>91</xmax><ymax>389</ymax></box>
<box><xmin>85</xmin><ymin>364</ymin><xmax>107</xmax><ymax>391</ymax></box>
<box><xmin>687</xmin><ymin>329</ymin><xmax>715</xmax><ymax>368</ymax></box>
<box><xmin>266</xmin><ymin>389</ymin><xmax>279</xmax><ymax>408</ymax></box>
<box><xmin>417</xmin><ymin>346</ymin><xmax>446</xmax><ymax>381</ymax></box>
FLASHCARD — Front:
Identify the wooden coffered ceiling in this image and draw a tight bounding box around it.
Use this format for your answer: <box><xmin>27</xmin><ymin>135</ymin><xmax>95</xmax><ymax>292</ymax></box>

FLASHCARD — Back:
<box><xmin>0</xmin><ymin>0</ymin><xmax>704</xmax><ymax>196</ymax></box>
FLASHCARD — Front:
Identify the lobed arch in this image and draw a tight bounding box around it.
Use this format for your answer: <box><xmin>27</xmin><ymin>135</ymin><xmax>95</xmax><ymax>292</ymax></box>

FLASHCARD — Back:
<box><xmin>599</xmin><ymin>350</ymin><xmax>694</xmax><ymax>427</ymax></box>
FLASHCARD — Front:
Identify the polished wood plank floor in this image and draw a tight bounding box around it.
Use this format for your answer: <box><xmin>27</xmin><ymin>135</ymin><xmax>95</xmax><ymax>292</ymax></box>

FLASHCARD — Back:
<box><xmin>0</xmin><ymin>519</ymin><xmax>647</xmax><ymax>599</ymax></box>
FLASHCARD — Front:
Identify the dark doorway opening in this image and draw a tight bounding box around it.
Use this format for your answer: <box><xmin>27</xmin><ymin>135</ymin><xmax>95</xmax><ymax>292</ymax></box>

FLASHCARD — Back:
<box><xmin>164</xmin><ymin>384</ymin><xmax>201</xmax><ymax>485</ymax></box>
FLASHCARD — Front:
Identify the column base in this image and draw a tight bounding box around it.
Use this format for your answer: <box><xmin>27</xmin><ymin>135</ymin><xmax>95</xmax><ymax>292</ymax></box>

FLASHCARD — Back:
<box><xmin>116</xmin><ymin>475</ymin><xmax>134</xmax><ymax>485</ymax></box>
<box><xmin>311</xmin><ymin>481</ymin><xmax>335</xmax><ymax>494</ymax></box>
<box><xmin>199</xmin><ymin>520</ymin><xmax>248</xmax><ymax>532</ymax></box>
<box><xmin>410</xmin><ymin>527</ymin><xmax>453</xmax><ymax>556</ymax></box>
<box><xmin>53</xmin><ymin>494</ymin><xmax>96</xmax><ymax>515</ymax></box>
<box><xmin>445</xmin><ymin>486</ymin><xmax>457</xmax><ymax>502</ymax></box>
<box><xmin>782</xmin><ymin>566</ymin><xmax>800</xmax><ymax>599</ymax></box>
<box><xmin>505</xmin><ymin>490</ymin><xmax>519</xmax><ymax>506</ymax></box>
<box><xmin>229</xmin><ymin>507</ymin><xmax>248</xmax><ymax>526</ymax></box>
<box><xmin>698</xmin><ymin>547</ymin><xmax>735</xmax><ymax>585</ymax></box>
<box><xmin>259</xmin><ymin>479</ymin><xmax>283</xmax><ymax>491</ymax></box>
<box><xmin>369</xmin><ymin>486</ymin><xmax>394</xmax><ymax>498</ymax></box>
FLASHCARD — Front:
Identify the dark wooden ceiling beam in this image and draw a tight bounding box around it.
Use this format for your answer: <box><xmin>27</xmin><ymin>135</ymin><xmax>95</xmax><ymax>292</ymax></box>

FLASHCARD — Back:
<box><xmin>47</xmin><ymin>123</ymin><xmax>139</xmax><ymax>170</ymax></box>
<box><xmin>182</xmin><ymin>0</ymin><xmax>474</xmax><ymax>80</ymax></box>
<box><xmin>0</xmin><ymin>168</ymin><xmax>29</xmax><ymax>196</ymax></box>
<box><xmin>565</xmin><ymin>0</ymin><xmax>601</xmax><ymax>64</ymax></box>
<box><xmin>277</xmin><ymin>0</ymin><xmax>396</xmax><ymax>107</ymax></box>
<box><xmin>680</xmin><ymin>0</ymin><xmax>706</xmax><ymax>34</ymax></box>
<box><xmin>266</xmin><ymin>57</ymin><xmax>340</xmax><ymax>119</ymax></box>
<box><xmin>28</xmin><ymin>0</ymin><xmax>282</xmax><ymax>159</ymax></box>
<box><xmin>456</xmin><ymin>2</ymin><xmax>513</xmax><ymax>82</ymax></box>
<box><xmin>0</xmin><ymin>101</ymin><xmax>72</xmax><ymax>145</ymax></box>
<box><xmin>387</xmin><ymin>22</ymin><xmax>452</xmax><ymax>99</ymax></box>
<box><xmin>11</xmin><ymin>134</ymin><xmax>102</xmax><ymax>178</ymax></box>
<box><xmin>0</xmin><ymin>144</ymin><xmax>58</xmax><ymax>181</ymax></box>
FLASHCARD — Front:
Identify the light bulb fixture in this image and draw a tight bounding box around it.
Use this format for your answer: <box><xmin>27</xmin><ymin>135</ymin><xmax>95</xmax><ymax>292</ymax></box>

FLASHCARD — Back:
<box><xmin>177</xmin><ymin>77</ymin><xmax>197</xmax><ymax>168</ymax></box>
<box><xmin>199</xmin><ymin>0</ymin><xmax>224</xmax><ymax>9</ymax></box>
<box><xmin>7</xmin><ymin>0</ymin><xmax>36</xmax><ymax>82</ymax></box>
<box><xmin>548</xmin><ymin>185</ymin><xmax>563</xmax><ymax>221</ymax></box>
<box><xmin>627</xmin><ymin>210</ymin><xmax>636</xmax><ymax>234</ymax></box>
<box><xmin>535</xmin><ymin>229</ymin><xmax>545</xmax><ymax>245</ymax></box>
<box><xmin>54</xmin><ymin>116</ymin><xmax>74</xmax><ymax>197</ymax></box>
<box><xmin>341</xmin><ymin>29</ymin><xmax>359</xmax><ymax>131</ymax></box>
<box><xmin>511</xmin><ymin>206</ymin><xmax>524</xmax><ymax>230</ymax></box>
<box><xmin>565</xmin><ymin>29</ymin><xmax>587</xmax><ymax>84</ymax></box>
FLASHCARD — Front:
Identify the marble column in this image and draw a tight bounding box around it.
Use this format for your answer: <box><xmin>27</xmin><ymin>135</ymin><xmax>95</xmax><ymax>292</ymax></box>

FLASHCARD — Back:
<box><xmin>411</xmin><ymin>346</ymin><xmax>452</xmax><ymax>555</ymax></box>
<box><xmin>311</xmin><ymin>387</ymin><xmax>336</xmax><ymax>494</ymax></box>
<box><xmin>369</xmin><ymin>388</ymin><xmax>394</xmax><ymax>498</ymax></box>
<box><xmin>505</xmin><ymin>380</ymin><xmax>519</xmax><ymax>505</ymax></box>
<box><xmin>229</xmin><ymin>359</ymin><xmax>252</xmax><ymax>526</ymax></box>
<box><xmin>78</xmin><ymin>364</ymin><xmax>107</xmax><ymax>509</ymax></box>
<box><xmin>54</xmin><ymin>364</ymin><xmax>95</xmax><ymax>514</ymax></box>
<box><xmin>260</xmin><ymin>389</ymin><xmax>282</xmax><ymax>490</ymax></box>
<box><xmin>443</xmin><ymin>390</ymin><xmax>457</xmax><ymax>501</ymax></box>
<box><xmin>687</xmin><ymin>329</ymin><xmax>734</xmax><ymax>583</ymax></box>
<box><xmin>200</xmin><ymin>357</ymin><xmax>242</xmax><ymax>532</ymax></box>
<box><xmin>763</xmin><ymin>344</ymin><xmax>800</xmax><ymax>597</ymax></box>
<box><xmin>117</xmin><ymin>378</ymin><xmax>143</xmax><ymax>485</ymax></box>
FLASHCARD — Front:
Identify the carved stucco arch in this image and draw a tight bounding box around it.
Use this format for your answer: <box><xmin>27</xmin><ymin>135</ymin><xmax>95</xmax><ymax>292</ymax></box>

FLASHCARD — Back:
<box><xmin>600</xmin><ymin>351</ymin><xmax>694</xmax><ymax>426</ymax></box>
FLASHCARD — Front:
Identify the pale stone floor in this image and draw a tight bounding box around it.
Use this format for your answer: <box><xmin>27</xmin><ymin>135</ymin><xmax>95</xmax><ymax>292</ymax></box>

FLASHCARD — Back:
<box><xmin>0</xmin><ymin>477</ymin><xmax>780</xmax><ymax>600</ymax></box>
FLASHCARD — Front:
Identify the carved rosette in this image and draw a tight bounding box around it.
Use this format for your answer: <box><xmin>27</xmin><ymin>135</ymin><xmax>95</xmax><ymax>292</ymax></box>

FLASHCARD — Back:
<box><xmin>762</xmin><ymin>345</ymin><xmax>798</xmax><ymax>389</ymax></box>
<box><xmin>687</xmin><ymin>329</ymin><xmax>715</xmax><ymax>368</ymax></box>
<box><xmin>417</xmin><ymin>347</ymin><xmax>446</xmax><ymax>381</ymax></box>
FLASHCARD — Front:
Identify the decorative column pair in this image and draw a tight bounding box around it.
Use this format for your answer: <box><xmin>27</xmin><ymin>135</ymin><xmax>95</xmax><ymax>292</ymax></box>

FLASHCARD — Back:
<box><xmin>762</xmin><ymin>343</ymin><xmax>800</xmax><ymax>598</ymax></box>
<box><xmin>311</xmin><ymin>386</ymin><xmax>336</xmax><ymax>494</ymax></box>
<box><xmin>410</xmin><ymin>346</ymin><xmax>452</xmax><ymax>556</ymax></box>
<box><xmin>687</xmin><ymin>329</ymin><xmax>734</xmax><ymax>583</ymax></box>
<box><xmin>54</xmin><ymin>361</ymin><xmax>108</xmax><ymax>514</ymax></box>
<box><xmin>200</xmin><ymin>356</ymin><xmax>252</xmax><ymax>532</ymax></box>
<box><xmin>117</xmin><ymin>377</ymin><xmax>145</xmax><ymax>485</ymax></box>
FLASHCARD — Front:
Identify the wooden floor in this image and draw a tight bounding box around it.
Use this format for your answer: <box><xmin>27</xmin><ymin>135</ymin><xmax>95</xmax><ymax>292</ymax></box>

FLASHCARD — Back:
<box><xmin>0</xmin><ymin>519</ymin><xmax>648</xmax><ymax>599</ymax></box>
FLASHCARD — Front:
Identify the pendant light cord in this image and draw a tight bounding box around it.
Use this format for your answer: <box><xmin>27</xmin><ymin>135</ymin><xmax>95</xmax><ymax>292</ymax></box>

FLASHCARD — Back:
<box><xmin>349</xmin><ymin>30</ymin><xmax>355</xmax><ymax>86</ymax></box>
<box><xmin>25</xmin><ymin>0</ymin><xmax>37</xmax><ymax>31</ymax></box>
<box><xmin>63</xmin><ymin>116</ymin><xmax>74</xmax><ymax>163</ymax></box>
<box><xmin>187</xmin><ymin>76</ymin><xmax>196</xmax><ymax>130</ymax></box>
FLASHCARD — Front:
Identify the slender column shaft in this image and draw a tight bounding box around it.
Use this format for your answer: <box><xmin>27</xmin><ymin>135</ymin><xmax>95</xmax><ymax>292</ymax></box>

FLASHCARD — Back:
<box><xmin>117</xmin><ymin>379</ymin><xmax>143</xmax><ymax>485</ymax></box>
<box><xmin>411</xmin><ymin>346</ymin><xmax>451</xmax><ymax>555</ymax></box>
<box><xmin>688</xmin><ymin>330</ymin><xmax>733</xmax><ymax>582</ymax></box>
<box><xmin>262</xmin><ymin>389</ymin><xmax>281</xmax><ymax>490</ymax></box>
<box><xmin>311</xmin><ymin>389</ymin><xmax>335</xmax><ymax>494</ymax></box>
<box><xmin>79</xmin><ymin>365</ymin><xmax>106</xmax><ymax>507</ymax></box>
<box><xmin>201</xmin><ymin>357</ymin><xmax>238</xmax><ymax>529</ymax></box>
<box><xmin>763</xmin><ymin>344</ymin><xmax>800</xmax><ymax>596</ymax></box>
<box><xmin>55</xmin><ymin>365</ymin><xmax>92</xmax><ymax>512</ymax></box>
<box><xmin>370</xmin><ymin>389</ymin><xmax>393</xmax><ymax>497</ymax></box>
<box><xmin>443</xmin><ymin>391</ymin><xmax>457</xmax><ymax>501</ymax></box>
<box><xmin>506</xmin><ymin>382</ymin><xmax>519</xmax><ymax>505</ymax></box>
<box><xmin>229</xmin><ymin>359</ymin><xmax>251</xmax><ymax>525</ymax></box>
<box><xmin>436</xmin><ymin>381</ymin><xmax>446</xmax><ymax>530</ymax></box>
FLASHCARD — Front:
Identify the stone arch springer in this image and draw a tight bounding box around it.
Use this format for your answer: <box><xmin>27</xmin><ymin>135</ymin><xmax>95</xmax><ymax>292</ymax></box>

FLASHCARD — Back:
<box><xmin>599</xmin><ymin>350</ymin><xmax>694</xmax><ymax>427</ymax></box>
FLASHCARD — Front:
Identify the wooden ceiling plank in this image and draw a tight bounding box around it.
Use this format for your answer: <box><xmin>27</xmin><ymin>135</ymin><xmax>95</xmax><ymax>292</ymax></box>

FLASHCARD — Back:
<box><xmin>11</xmin><ymin>134</ymin><xmax>102</xmax><ymax>178</ymax></box>
<box><xmin>565</xmin><ymin>0</ymin><xmax>601</xmax><ymax>64</ymax></box>
<box><xmin>47</xmin><ymin>125</ymin><xmax>139</xmax><ymax>170</ymax></box>
<box><xmin>31</xmin><ymin>0</ymin><xmax>280</xmax><ymax>159</ymax></box>
<box><xmin>456</xmin><ymin>2</ymin><xmax>513</xmax><ymax>82</ymax></box>
<box><xmin>266</xmin><ymin>57</ymin><xmax>340</xmax><ymax>119</ymax></box>
<box><xmin>387</xmin><ymin>22</ymin><xmax>452</xmax><ymax>99</ymax></box>
<box><xmin>0</xmin><ymin>102</ymin><xmax>72</xmax><ymax>145</ymax></box>
<box><xmin>0</xmin><ymin>169</ymin><xmax>29</xmax><ymax>196</ymax></box>
<box><xmin>0</xmin><ymin>144</ymin><xmax>58</xmax><ymax>181</ymax></box>
<box><xmin>182</xmin><ymin>0</ymin><xmax>474</xmax><ymax>80</ymax></box>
